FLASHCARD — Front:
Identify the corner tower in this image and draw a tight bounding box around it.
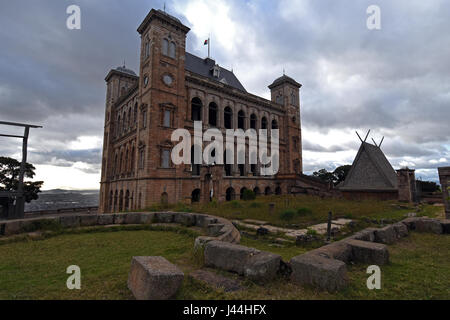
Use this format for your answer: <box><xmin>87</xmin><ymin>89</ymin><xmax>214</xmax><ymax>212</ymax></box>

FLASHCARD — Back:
<box><xmin>269</xmin><ymin>75</ymin><xmax>303</xmax><ymax>174</ymax></box>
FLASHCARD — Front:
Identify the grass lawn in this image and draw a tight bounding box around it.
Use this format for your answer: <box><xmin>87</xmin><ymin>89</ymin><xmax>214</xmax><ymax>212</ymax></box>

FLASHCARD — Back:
<box><xmin>0</xmin><ymin>228</ymin><xmax>448</xmax><ymax>300</ymax></box>
<box><xmin>145</xmin><ymin>195</ymin><xmax>441</xmax><ymax>229</ymax></box>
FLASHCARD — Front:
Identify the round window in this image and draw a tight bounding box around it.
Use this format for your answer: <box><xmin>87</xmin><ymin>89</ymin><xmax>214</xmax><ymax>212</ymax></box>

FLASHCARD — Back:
<box><xmin>163</xmin><ymin>74</ymin><xmax>173</xmax><ymax>86</ymax></box>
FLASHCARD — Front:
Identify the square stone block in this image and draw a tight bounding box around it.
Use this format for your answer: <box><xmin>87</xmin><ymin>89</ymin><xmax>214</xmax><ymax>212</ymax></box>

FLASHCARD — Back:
<box><xmin>80</xmin><ymin>215</ymin><xmax>99</xmax><ymax>226</ymax></box>
<box><xmin>374</xmin><ymin>225</ymin><xmax>396</xmax><ymax>244</ymax></box>
<box><xmin>98</xmin><ymin>214</ymin><xmax>114</xmax><ymax>225</ymax></box>
<box><xmin>127</xmin><ymin>256</ymin><xmax>184</xmax><ymax>300</ymax></box>
<box><xmin>60</xmin><ymin>215</ymin><xmax>80</xmax><ymax>228</ymax></box>
<box><xmin>345</xmin><ymin>239</ymin><xmax>389</xmax><ymax>265</ymax></box>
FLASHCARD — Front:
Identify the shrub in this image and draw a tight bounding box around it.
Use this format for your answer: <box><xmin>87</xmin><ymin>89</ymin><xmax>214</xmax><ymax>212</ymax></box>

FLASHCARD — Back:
<box><xmin>228</xmin><ymin>200</ymin><xmax>242</xmax><ymax>208</ymax></box>
<box><xmin>306</xmin><ymin>228</ymin><xmax>318</xmax><ymax>236</ymax></box>
<box><xmin>242</xmin><ymin>189</ymin><xmax>256</xmax><ymax>201</ymax></box>
<box><xmin>249</xmin><ymin>201</ymin><xmax>262</xmax><ymax>208</ymax></box>
<box><xmin>280</xmin><ymin>209</ymin><xmax>296</xmax><ymax>221</ymax></box>
<box><xmin>297</xmin><ymin>207</ymin><xmax>312</xmax><ymax>215</ymax></box>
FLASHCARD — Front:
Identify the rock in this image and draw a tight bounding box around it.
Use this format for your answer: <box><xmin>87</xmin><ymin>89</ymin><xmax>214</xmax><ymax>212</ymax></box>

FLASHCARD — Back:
<box><xmin>113</xmin><ymin>213</ymin><xmax>127</xmax><ymax>224</ymax></box>
<box><xmin>97</xmin><ymin>214</ymin><xmax>114</xmax><ymax>225</ymax></box>
<box><xmin>415</xmin><ymin>218</ymin><xmax>443</xmax><ymax>234</ymax></box>
<box><xmin>278</xmin><ymin>260</ymin><xmax>292</xmax><ymax>277</ymax></box>
<box><xmin>139</xmin><ymin>212</ymin><xmax>155</xmax><ymax>224</ymax></box>
<box><xmin>401</xmin><ymin>217</ymin><xmax>422</xmax><ymax>230</ymax></box>
<box><xmin>344</xmin><ymin>239</ymin><xmax>389</xmax><ymax>265</ymax></box>
<box><xmin>295</xmin><ymin>234</ymin><xmax>314</xmax><ymax>244</ymax></box>
<box><xmin>60</xmin><ymin>215</ymin><xmax>80</xmax><ymax>228</ymax></box>
<box><xmin>392</xmin><ymin>222</ymin><xmax>408</xmax><ymax>238</ymax></box>
<box><xmin>244</xmin><ymin>251</ymin><xmax>281</xmax><ymax>281</ymax></box>
<box><xmin>174</xmin><ymin>213</ymin><xmax>196</xmax><ymax>227</ymax></box>
<box><xmin>405</xmin><ymin>212</ymin><xmax>417</xmax><ymax>217</ymax></box>
<box><xmin>127</xmin><ymin>256</ymin><xmax>184</xmax><ymax>300</ymax></box>
<box><xmin>204</xmin><ymin>241</ymin><xmax>260</xmax><ymax>275</ymax></box>
<box><xmin>374</xmin><ymin>225</ymin><xmax>396</xmax><ymax>244</ymax></box>
<box><xmin>207</xmin><ymin>224</ymin><xmax>226</xmax><ymax>236</ymax></box>
<box><xmin>256</xmin><ymin>227</ymin><xmax>269</xmax><ymax>236</ymax></box>
<box><xmin>310</xmin><ymin>241</ymin><xmax>352</xmax><ymax>263</ymax></box>
<box><xmin>194</xmin><ymin>236</ymin><xmax>215</xmax><ymax>251</ymax></box>
<box><xmin>80</xmin><ymin>215</ymin><xmax>98</xmax><ymax>226</ymax></box>
<box><xmin>441</xmin><ymin>219</ymin><xmax>450</xmax><ymax>234</ymax></box>
<box><xmin>350</xmin><ymin>228</ymin><xmax>377</xmax><ymax>242</ymax></box>
<box><xmin>3</xmin><ymin>220</ymin><xmax>22</xmax><ymax>236</ymax></box>
<box><xmin>189</xmin><ymin>269</ymin><xmax>242</xmax><ymax>292</ymax></box>
<box><xmin>290</xmin><ymin>253</ymin><xmax>347</xmax><ymax>292</ymax></box>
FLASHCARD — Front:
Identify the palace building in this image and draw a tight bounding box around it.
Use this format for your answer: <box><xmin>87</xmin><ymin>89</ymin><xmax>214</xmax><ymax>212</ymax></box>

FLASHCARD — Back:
<box><xmin>99</xmin><ymin>9</ymin><xmax>322</xmax><ymax>213</ymax></box>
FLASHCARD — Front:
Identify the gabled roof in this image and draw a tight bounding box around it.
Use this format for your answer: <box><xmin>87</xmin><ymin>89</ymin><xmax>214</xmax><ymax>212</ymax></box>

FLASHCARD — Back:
<box><xmin>185</xmin><ymin>53</ymin><xmax>246</xmax><ymax>92</ymax></box>
<box><xmin>268</xmin><ymin>74</ymin><xmax>301</xmax><ymax>89</ymax></box>
<box><xmin>339</xmin><ymin>142</ymin><xmax>398</xmax><ymax>191</ymax></box>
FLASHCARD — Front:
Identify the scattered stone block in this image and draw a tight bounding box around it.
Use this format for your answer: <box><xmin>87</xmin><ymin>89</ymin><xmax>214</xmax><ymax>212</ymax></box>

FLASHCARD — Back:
<box><xmin>194</xmin><ymin>214</ymin><xmax>217</xmax><ymax>228</ymax></box>
<box><xmin>415</xmin><ymin>218</ymin><xmax>443</xmax><ymax>234</ymax></box>
<box><xmin>207</xmin><ymin>224</ymin><xmax>226</xmax><ymax>237</ymax></box>
<box><xmin>174</xmin><ymin>213</ymin><xmax>196</xmax><ymax>227</ymax></box>
<box><xmin>97</xmin><ymin>214</ymin><xmax>114</xmax><ymax>225</ymax></box>
<box><xmin>441</xmin><ymin>219</ymin><xmax>450</xmax><ymax>234</ymax></box>
<box><xmin>127</xmin><ymin>256</ymin><xmax>184</xmax><ymax>300</ymax></box>
<box><xmin>345</xmin><ymin>239</ymin><xmax>389</xmax><ymax>265</ymax></box>
<box><xmin>80</xmin><ymin>215</ymin><xmax>99</xmax><ymax>226</ymax></box>
<box><xmin>392</xmin><ymin>222</ymin><xmax>408</xmax><ymax>238</ymax></box>
<box><xmin>374</xmin><ymin>225</ymin><xmax>396</xmax><ymax>244</ymax></box>
<box><xmin>244</xmin><ymin>251</ymin><xmax>281</xmax><ymax>281</ymax></box>
<box><xmin>349</xmin><ymin>228</ymin><xmax>377</xmax><ymax>242</ymax></box>
<box><xmin>310</xmin><ymin>241</ymin><xmax>352</xmax><ymax>263</ymax></box>
<box><xmin>204</xmin><ymin>241</ymin><xmax>260</xmax><ymax>275</ymax></box>
<box><xmin>190</xmin><ymin>269</ymin><xmax>242</xmax><ymax>292</ymax></box>
<box><xmin>290</xmin><ymin>253</ymin><xmax>347</xmax><ymax>292</ymax></box>
<box><xmin>60</xmin><ymin>215</ymin><xmax>80</xmax><ymax>228</ymax></box>
<box><xmin>401</xmin><ymin>217</ymin><xmax>422</xmax><ymax>230</ymax></box>
<box><xmin>3</xmin><ymin>220</ymin><xmax>22</xmax><ymax>236</ymax></box>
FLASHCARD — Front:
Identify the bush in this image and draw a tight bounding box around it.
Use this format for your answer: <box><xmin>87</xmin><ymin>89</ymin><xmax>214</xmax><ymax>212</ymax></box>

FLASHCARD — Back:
<box><xmin>280</xmin><ymin>209</ymin><xmax>296</xmax><ymax>221</ymax></box>
<box><xmin>306</xmin><ymin>228</ymin><xmax>318</xmax><ymax>236</ymax></box>
<box><xmin>228</xmin><ymin>200</ymin><xmax>242</xmax><ymax>208</ymax></box>
<box><xmin>242</xmin><ymin>189</ymin><xmax>256</xmax><ymax>201</ymax></box>
<box><xmin>297</xmin><ymin>207</ymin><xmax>312</xmax><ymax>215</ymax></box>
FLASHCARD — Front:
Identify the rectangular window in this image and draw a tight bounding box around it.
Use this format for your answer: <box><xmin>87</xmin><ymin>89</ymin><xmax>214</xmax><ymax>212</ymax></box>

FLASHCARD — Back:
<box><xmin>139</xmin><ymin>149</ymin><xmax>145</xmax><ymax>169</ymax></box>
<box><xmin>142</xmin><ymin>110</ymin><xmax>147</xmax><ymax>129</ymax></box>
<box><xmin>161</xmin><ymin>149</ymin><xmax>170</xmax><ymax>168</ymax></box>
<box><xmin>163</xmin><ymin>110</ymin><xmax>171</xmax><ymax>127</ymax></box>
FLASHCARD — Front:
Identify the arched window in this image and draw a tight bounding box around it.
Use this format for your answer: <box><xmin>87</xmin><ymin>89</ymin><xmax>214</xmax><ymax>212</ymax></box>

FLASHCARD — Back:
<box><xmin>134</xmin><ymin>103</ymin><xmax>138</xmax><ymax>124</ymax></box>
<box><xmin>264</xmin><ymin>186</ymin><xmax>272</xmax><ymax>195</ymax></box>
<box><xmin>169</xmin><ymin>42</ymin><xmax>176</xmax><ymax>58</ymax></box>
<box><xmin>224</xmin><ymin>149</ymin><xmax>232</xmax><ymax>176</ymax></box>
<box><xmin>208</xmin><ymin>102</ymin><xmax>218</xmax><ymax>126</ymax></box>
<box><xmin>125</xmin><ymin>190</ymin><xmax>130</xmax><ymax>210</ymax></box>
<box><xmin>253</xmin><ymin>187</ymin><xmax>261</xmax><ymax>196</ymax></box>
<box><xmin>109</xmin><ymin>191</ymin><xmax>113</xmax><ymax>212</ymax></box>
<box><xmin>224</xmin><ymin>107</ymin><xmax>233</xmax><ymax>129</ymax></box>
<box><xmin>162</xmin><ymin>38</ymin><xmax>169</xmax><ymax>56</ymax></box>
<box><xmin>225</xmin><ymin>187</ymin><xmax>235</xmax><ymax>201</ymax></box>
<box><xmin>119</xmin><ymin>190</ymin><xmax>124</xmax><ymax>211</ymax></box>
<box><xmin>191</xmin><ymin>97</ymin><xmax>202</xmax><ymax>121</ymax></box>
<box><xmin>261</xmin><ymin>117</ymin><xmax>267</xmax><ymax>129</ymax></box>
<box><xmin>240</xmin><ymin>187</ymin><xmax>247</xmax><ymax>200</ymax></box>
<box><xmin>291</xmin><ymin>92</ymin><xmax>296</xmax><ymax>105</ymax></box>
<box><xmin>191</xmin><ymin>145</ymin><xmax>201</xmax><ymax>176</ymax></box>
<box><xmin>238</xmin><ymin>110</ymin><xmax>245</xmax><ymax>129</ymax></box>
<box><xmin>250</xmin><ymin>114</ymin><xmax>257</xmax><ymax>129</ymax></box>
<box><xmin>275</xmin><ymin>186</ymin><xmax>282</xmax><ymax>195</ymax></box>
<box><xmin>276</xmin><ymin>92</ymin><xmax>283</xmax><ymax>104</ymax></box>
<box><xmin>114</xmin><ymin>190</ymin><xmax>118</xmax><ymax>212</ymax></box>
<box><xmin>271</xmin><ymin>119</ymin><xmax>278</xmax><ymax>129</ymax></box>
<box><xmin>117</xmin><ymin>115</ymin><xmax>121</xmax><ymax>136</ymax></box>
<box><xmin>131</xmin><ymin>146</ymin><xmax>135</xmax><ymax>173</ymax></box>
<box><xmin>161</xmin><ymin>192</ymin><xmax>168</xmax><ymax>205</ymax></box>
<box><xmin>144</xmin><ymin>39</ymin><xmax>151</xmax><ymax>58</ymax></box>
<box><xmin>191</xmin><ymin>189</ymin><xmax>201</xmax><ymax>203</ymax></box>
<box><xmin>114</xmin><ymin>153</ymin><xmax>118</xmax><ymax>176</ymax></box>
<box><xmin>125</xmin><ymin>149</ymin><xmax>129</xmax><ymax>173</ymax></box>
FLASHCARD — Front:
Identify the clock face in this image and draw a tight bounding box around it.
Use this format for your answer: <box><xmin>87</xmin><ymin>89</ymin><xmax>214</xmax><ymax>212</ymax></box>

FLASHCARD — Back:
<box><xmin>163</xmin><ymin>74</ymin><xmax>173</xmax><ymax>86</ymax></box>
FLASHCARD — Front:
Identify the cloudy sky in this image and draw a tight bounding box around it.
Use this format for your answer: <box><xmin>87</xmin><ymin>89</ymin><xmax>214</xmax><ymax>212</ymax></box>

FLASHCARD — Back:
<box><xmin>0</xmin><ymin>0</ymin><xmax>449</xmax><ymax>190</ymax></box>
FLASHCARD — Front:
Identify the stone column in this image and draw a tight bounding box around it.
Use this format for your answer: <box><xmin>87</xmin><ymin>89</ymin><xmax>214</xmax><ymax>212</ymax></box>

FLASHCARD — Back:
<box><xmin>438</xmin><ymin>167</ymin><xmax>450</xmax><ymax>219</ymax></box>
<box><xmin>396</xmin><ymin>168</ymin><xmax>416</xmax><ymax>203</ymax></box>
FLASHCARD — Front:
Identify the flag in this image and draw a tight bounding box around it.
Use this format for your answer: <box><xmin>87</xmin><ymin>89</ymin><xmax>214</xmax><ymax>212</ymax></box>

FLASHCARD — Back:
<box><xmin>204</xmin><ymin>39</ymin><xmax>208</xmax><ymax>45</ymax></box>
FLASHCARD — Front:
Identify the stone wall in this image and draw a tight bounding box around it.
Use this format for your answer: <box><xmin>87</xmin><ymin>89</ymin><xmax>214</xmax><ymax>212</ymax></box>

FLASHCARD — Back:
<box><xmin>438</xmin><ymin>167</ymin><xmax>450</xmax><ymax>219</ymax></box>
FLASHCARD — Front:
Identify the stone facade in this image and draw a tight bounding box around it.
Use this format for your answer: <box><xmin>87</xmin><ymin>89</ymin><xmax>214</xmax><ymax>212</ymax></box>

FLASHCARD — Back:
<box><xmin>98</xmin><ymin>9</ymin><xmax>304</xmax><ymax>213</ymax></box>
<box><xmin>438</xmin><ymin>167</ymin><xmax>450</xmax><ymax>219</ymax></box>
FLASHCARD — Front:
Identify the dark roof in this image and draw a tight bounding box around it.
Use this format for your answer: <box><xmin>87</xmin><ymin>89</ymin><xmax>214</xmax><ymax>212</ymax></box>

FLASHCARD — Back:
<box><xmin>268</xmin><ymin>74</ymin><xmax>301</xmax><ymax>89</ymax></box>
<box><xmin>185</xmin><ymin>52</ymin><xmax>246</xmax><ymax>92</ymax></box>
<box><xmin>105</xmin><ymin>66</ymin><xmax>138</xmax><ymax>81</ymax></box>
<box><xmin>137</xmin><ymin>9</ymin><xmax>190</xmax><ymax>34</ymax></box>
<box><xmin>338</xmin><ymin>142</ymin><xmax>398</xmax><ymax>191</ymax></box>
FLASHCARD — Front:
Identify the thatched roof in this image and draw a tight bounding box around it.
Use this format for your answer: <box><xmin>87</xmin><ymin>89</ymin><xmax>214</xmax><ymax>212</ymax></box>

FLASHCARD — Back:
<box><xmin>338</xmin><ymin>142</ymin><xmax>398</xmax><ymax>191</ymax></box>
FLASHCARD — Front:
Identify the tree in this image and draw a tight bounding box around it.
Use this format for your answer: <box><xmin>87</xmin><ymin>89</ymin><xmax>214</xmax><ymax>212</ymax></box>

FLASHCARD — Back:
<box><xmin>416</xmin><ymin>180</ymin><xmax>440</xmax><ymax>193</ymax></box>
<box><xmin>0</xmin><ymin>156</ymin><xmax>43</xmax><ymax>203</ymax></box>
<box><xmin>313</xmin><ymin>165</ymin><xmax>352</xmax><ymax>186</ymax></box>
<box><xmin>333</xmin><ymin>165</ymin><xmax>352</xmax><ymax>185</ymax></box>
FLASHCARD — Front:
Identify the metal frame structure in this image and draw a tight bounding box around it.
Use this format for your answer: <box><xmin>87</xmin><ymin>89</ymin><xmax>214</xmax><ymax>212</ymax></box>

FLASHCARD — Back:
<box><xmin>0</xmin><ymin>121</ymin><xmax>42</xmax><ymax>219</ymax></box>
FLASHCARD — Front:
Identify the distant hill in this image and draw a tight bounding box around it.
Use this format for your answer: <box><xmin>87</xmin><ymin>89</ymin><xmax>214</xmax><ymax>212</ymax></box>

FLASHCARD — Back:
<box><xmin>25</xmin><ymin>189</ymin><xmax>99</xmax><ymax>212</ymax></box>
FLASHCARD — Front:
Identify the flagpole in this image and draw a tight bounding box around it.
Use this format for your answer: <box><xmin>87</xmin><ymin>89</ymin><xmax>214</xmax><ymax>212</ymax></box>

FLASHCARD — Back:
<box><xmin>208</xmin><ymin>37</ymin><xmax>210</xmax><ymax>58</ymax></box>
